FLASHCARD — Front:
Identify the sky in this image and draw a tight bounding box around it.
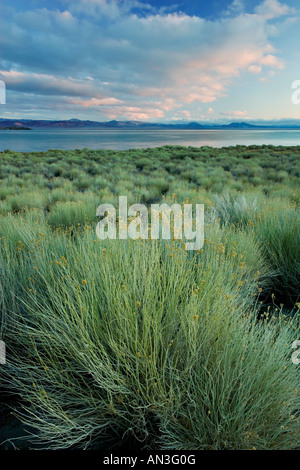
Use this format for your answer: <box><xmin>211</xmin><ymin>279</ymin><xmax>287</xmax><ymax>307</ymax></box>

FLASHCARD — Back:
<box><xmin>0</xmin><ymin>0</ymin><xmax>300</xmax><ymax>123</ymax></box>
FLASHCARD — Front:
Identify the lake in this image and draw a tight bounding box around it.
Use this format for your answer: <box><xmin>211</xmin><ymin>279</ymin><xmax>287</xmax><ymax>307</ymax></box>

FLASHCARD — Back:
<box><xmin>0</xmin><ymin>128</ymin><xmax>300</xmax><ymax>152</ymax></box>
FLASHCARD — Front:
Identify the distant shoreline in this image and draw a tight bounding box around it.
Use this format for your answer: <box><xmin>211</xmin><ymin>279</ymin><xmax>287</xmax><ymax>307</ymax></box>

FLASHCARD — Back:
<box><xmin>0</xmin><ymin>126</ymin><xmax>31</xmax><ymax>131</ymax></box>
<box><xmin>1</xmin><ymin>118</ymin><xmax>300</xmax><ymax>130</ymax></box>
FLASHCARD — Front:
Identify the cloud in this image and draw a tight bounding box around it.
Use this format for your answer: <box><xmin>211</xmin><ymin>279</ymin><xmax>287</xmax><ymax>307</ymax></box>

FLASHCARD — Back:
<box><xmin>248</xmin><ymin>65</ymin><xmax>262</xmax><ymax>74</ymax></box>
<box><xmin>0</xmin><ymin>70</ymin><xmax>113</xmax><ymax>99</ymax></box>
<box><xmin>220</xmin><ymin>110</ymin><xmax>248</xmax><ymax>117</ymax></box>
<box><xmin>68</xmin><ymin>97</ymin><xmax>123</xmax><ymax>107</ymax></box>
<box><xmin>255</xmin><ymin>0</ymin><xmax>295</xmax><ymax>20</ymax></box>
<box><xmin>67</xmin><ymin>0</ymin><xmax>154</xmax><ymax>20</ymax></box>
<box><xmin>225</xmin><ymin>0</ymin><xmax>245</xmax><ymax>15</ymax></box>
<box><xmin>102</xmin><ymin>105</ymin><xmax>165</xmax><ymax>121</ymax></box>
<box><xmin>0</xmin><ymin>0</ymin><xmax>295</xmax><ymax>120</ymax></box>
<box><xmin>260</xmin><ymin>54</ymin><xmax>284</xmax><ymax>68</ymax></box>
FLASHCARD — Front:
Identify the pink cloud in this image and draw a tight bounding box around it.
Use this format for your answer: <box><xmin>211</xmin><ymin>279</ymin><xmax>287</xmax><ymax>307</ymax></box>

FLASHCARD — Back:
<box><xmin>260</xmin><ymin>54</ymin><xmax>284</xmax><ymax>69</ymax></box>
<box><xmin>69</xmin><ymin>97</ymin><xmax>123</xmax><ymax>107</ymax></box>
<box><xmin>0</xmin><ymin>70</ymin><xmax>26</xmax><ymax>81</ymax></box>
<box><xmin>248</xmin><ymin>65</ymin><xmax>262</xmax><ymax>74</ymax></box>
<box><xmin>221</xmin><ymin>110</ymin><xmax>248</xmax><ymax>117</ymax></box>
<box><xmin>104</xmin><ymin>106</ymin><xmax>165</xmax><ymax>121</ymax></box>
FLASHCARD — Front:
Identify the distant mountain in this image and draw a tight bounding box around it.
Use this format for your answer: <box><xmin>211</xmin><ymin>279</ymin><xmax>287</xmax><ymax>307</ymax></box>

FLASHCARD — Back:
<box><xmin>0</xmin><ymin>118</ymin><xmax>299</xmax><ymax>130</ymax></box>
<box><xmin>221</xmin><ymin>122</ymin><xmax>257</xmax><ymax>129</ymax></box>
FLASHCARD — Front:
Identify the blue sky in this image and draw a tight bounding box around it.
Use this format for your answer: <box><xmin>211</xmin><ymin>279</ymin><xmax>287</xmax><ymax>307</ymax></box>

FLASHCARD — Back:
<box><xmin>0</xmin><ymin>0</ymin><xmax>300</xmax><ymax>122</ymax></box>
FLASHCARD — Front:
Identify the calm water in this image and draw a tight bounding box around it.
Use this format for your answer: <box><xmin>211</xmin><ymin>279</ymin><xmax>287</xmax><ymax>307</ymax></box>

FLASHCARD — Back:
<box><xmin>0</xmin><ymin>128</ymin><xmax>300</xmax><ymax>152</ymax></box>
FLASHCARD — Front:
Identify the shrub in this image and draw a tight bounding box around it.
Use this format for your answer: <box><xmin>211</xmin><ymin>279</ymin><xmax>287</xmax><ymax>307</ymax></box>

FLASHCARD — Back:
<box><xmin>1</xmin><ymin>236</ymin><xmax>299</xmax><ymax>450</ymax></box>
<box><xmin>47</xmin><ymin>200</ymin><xmax>96</xmax><ymax>229</ymax></box>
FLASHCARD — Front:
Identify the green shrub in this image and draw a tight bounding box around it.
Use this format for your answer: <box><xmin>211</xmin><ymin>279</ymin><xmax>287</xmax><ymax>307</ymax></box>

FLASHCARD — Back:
<box><xmin>47</xmin><ymin>200</ymin><xmax>97</xmax><ymax>229</ymax></box>
<box><xmin>6</xmin><ymin>190</ymin><xmax>47</xmax><ymax>212</ymax></box>
<box><xmin>1</xmin><ymin>235</ymin><xmax>299</xmax><ymax>450</ymax></box>
<box><xmin>254</xmin><ymin>201</ymin><xmax>300</xmax><ymax>304</ymax></box>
